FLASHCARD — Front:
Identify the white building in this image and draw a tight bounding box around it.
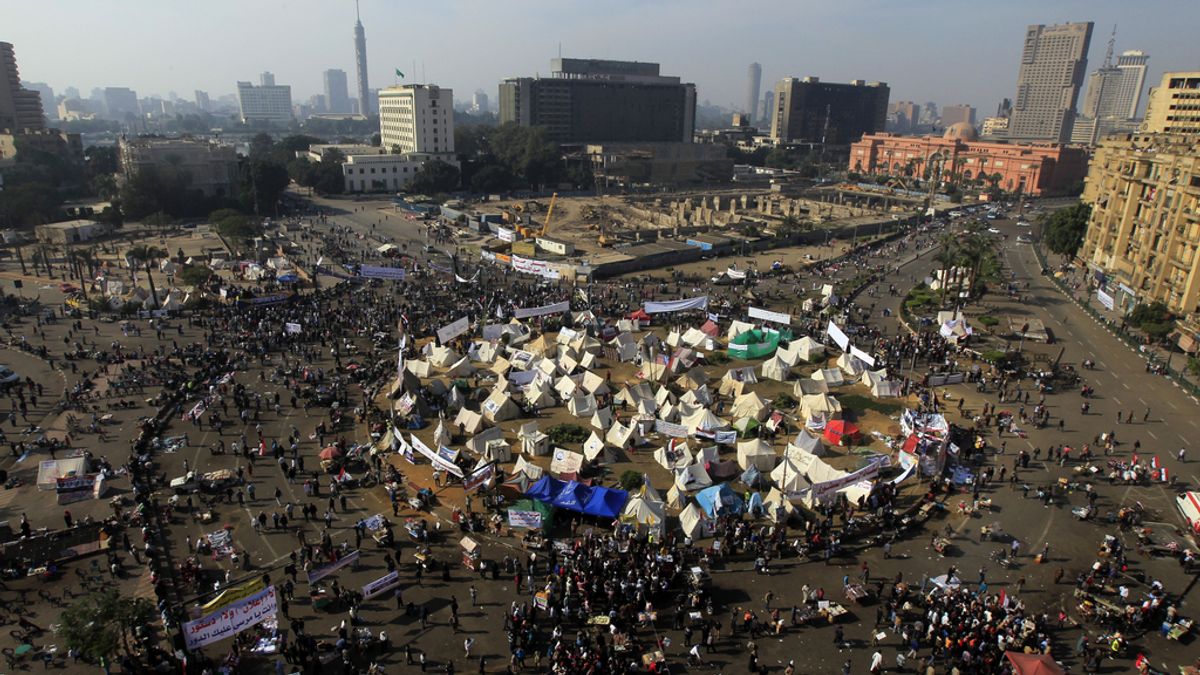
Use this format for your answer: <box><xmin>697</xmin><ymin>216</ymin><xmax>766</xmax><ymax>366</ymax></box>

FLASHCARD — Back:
<box><xmin>237</xmin><ymin>80</ymin><xmax>293</xmax><ymax>124</ymax></box>
<box><xmin>378</xmin><ymin>84</ymin><xmax>454</xmax><ymax>156</ymax></box>
<box><xmin>341</xmin><ymin>153</ymin><xmax>452</xmax><ymax>193</ymax></box>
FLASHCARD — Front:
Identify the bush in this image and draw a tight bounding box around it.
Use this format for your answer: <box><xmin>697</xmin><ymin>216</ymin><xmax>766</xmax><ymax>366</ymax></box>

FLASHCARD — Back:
<box><xmin>838</xmin><ymin>394</ymin><xmax>902</xmax><ymax>416</ymax></box>
<box><xmin>618</xmin><ymin>470</ymin><xmax>644</xmax><ymax>491</ymax></box>
<box><xmin>178</xmin><ymin>265</ymin><xmax>212</xmax><ymax>287</ymax></box>
<box><xmin>547</xmin><ymin>424</ymin><xmax>589</xmax><ymax>445</ymax></box>
<box><xmin>977</xmin><ymin>315</ymin><xmax>1000</xmax><ymax>327</ymax></box>
<box><xmin>772</xmin><ymin>393</ymin><xmax>797</xmax><ymax>409</ymax></box>
<box><xmin>980</xmin><ymin>350</ymin><xmax>1009</xmax><ymax>365</ymax></box>
<box><xmin>706</xmin><ymin>351</ymin><xmax>731</xmax><ymax>365</ymax></box>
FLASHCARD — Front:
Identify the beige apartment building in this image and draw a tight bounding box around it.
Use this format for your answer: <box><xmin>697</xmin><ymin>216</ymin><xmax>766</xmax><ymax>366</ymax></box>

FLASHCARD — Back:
<box><xmin>1078</xmin><ymin>133</ymin><xmax>1200</xmax><ymax>330</ymax></box>
<box><xmin>1141</xmin><ymin>72</ymin><xmax>1200</xmax><ymax>135</ymax></box>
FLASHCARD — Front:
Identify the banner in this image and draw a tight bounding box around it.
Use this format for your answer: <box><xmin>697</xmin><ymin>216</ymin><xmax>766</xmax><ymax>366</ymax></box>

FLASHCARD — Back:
<box><xmin>513</xmin><ymin>300</ymin><xmax>570</xmax><ymax>319</ymax></box>
<box><xmin>411</xmin><ymin>434</ymin><xmax>463</xmax><ymax>477</ymax></box>
<box><xmin>201</xmin><ymin>577</ymin><xmax>265</xmax><ymax>615</ymax></box>
<box><xmin>495</xmin><ymin>227</ymin><xmax>514</xmax><ymax>242</ymax></box>
<box><xmin>362</xmin><ymin>571</ymin><xmax>401</xmax><ymax>599</ymax></box>
<box><xmin>654</xmin><ymin>419</ymin><xmax>688</xmax><ymax>438</ymax></box>
<box><xmin>1096</xmin><ymin>288</ymin><xmax>1114</xmax><ymax>311</ymax></box>
<box><xmin>549</xmin><ymin>448</ymin><xmax>584</xmax><ymax>475</ymax></box>
<box><xmin>306</xmin><ymin>550</ymin><xmax>360</xmax><ymax>584</ymax></box>
<box><xmin>464</xmin><ymin>463</ymin><xmax>495</xmax><ymax>494</ymax></box>
<box><xmin>511</xmin><ymin>255</ymin><xmax>561</xmax><ymax>280</ymax></box>
<box><xmin>183</xmin><ymin>586</ymin><xmax>278</xmax><ymax>650</ymax></box>
<box><xmin>826</xmin><ymin>321</ymin><xmax>850</xmax><ymax>351</ymax></box>
<box><xmin>810</xmin><ymin>457</ymin><xmax>885</xmax><ymax>504</ymax></box>
<box><xmin>285</xmin><ymin>322</ymin><xmax>302</xmax><ymax>335</ymax></box>
<box><xmin>726</xmin><ymin>267</ymin><xmax>747</xmax><ymax>280</ymax></box>
<box><xmin>850</xmin><ymin>345</ymin><xmax>876</xmax><ymax>367</ymax></box>
<box><xmin>358</xmin><ymin>265</ymin><xmax>407</xmax><ymax>281</ymax></box>
<box><xmin>508</xmin><ymin>510</ymin><xmax>543</xmax><ymax>529</ymax></box>
<box><xmin>748</xmin><ymin>306</ymin><xmax>791</xmax><ymax>326</ymax></box>
<box><xmin>436</xmin><ymin>316</ymin><xmax>470</xmax><ymax>345</ymax></box>
<box><xmin>644</xmin><ymin>296</ymin><xmax>709</xmax><ymax>314</ymax></box>
<box><xmin>714</xmin><ymin>430</ymin><xmax>738</xmax><ymax>445</ymax></box>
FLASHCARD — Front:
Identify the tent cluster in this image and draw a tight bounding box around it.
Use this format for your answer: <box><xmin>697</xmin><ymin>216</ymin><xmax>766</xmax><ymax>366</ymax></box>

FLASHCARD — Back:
<box><xmin>525</xmin><ymin>475</ymin><xmax>629</xmax><ymax>520</ymax></box>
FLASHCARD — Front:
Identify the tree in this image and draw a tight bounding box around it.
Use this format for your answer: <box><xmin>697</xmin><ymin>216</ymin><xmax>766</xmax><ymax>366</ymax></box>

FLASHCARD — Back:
<box><xmin>932</xmin><ymin>234</ymin><xmax>960</xmax><ymax>308</ymax></box>
<box><xmin>127</xmin><ymin>244</ymin><xmax>166</xmax><ymax>308</ymax></box>
<box><xmin>210</xmin><ymin>209</ymin><xmax>262</xmax><ymax>241</ymax></box>
<box><xmin>1042</xmin><ymin>203</ymin><xmax>1092</xmax><ymax>256</ymax></box>
<box><xmin>59</xmin><ymin>589</ymin><xmax>156</xmax><ymax>663</ymax></box>
<box><xmin>469</xmin><ymin>164</ymin><xmax>512</xmax><ymax>193</ymax></box>
<box><xmin>238</xmin><ymin>159</ymin><xmax>290</xmax><ymax>216</ymax></box>
<box><xmin>408</xmin><ymin>159</ymin><xmax>460</xmax><ymax>194</ymax></box>
<box><xmin>178</xmin><ymin>264</ymin><xmax>213</xmax><ymax>286</ymax></box>
<box><xmin>488</xmin><ymin>124</ymin><xmax>562</xmax><ymax>188</ymax></box>
<box><xmin>65</xmin><ymin>248</ymin><xmax>92</xmax><ymax>300</ymax></box>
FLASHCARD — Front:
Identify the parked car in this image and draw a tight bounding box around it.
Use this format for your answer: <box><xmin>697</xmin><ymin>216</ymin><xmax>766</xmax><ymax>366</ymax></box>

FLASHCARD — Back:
<box><xmin>0</xmin><ymin>366</ymin><xmax>20</xmax><ymax>388</ymax></box>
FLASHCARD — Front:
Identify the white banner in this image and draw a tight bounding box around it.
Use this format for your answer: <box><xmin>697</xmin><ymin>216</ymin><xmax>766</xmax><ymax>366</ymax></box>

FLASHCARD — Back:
<box><xmin>183</xmin><ymin>586</ymin><xmax>278</xmax><ymax>650</ymax></box>
<box><xmin>285</xmin><ymin>322</ymin><xmax>302</xmax><ymax>335</ymax></box>
<box><xmin>436</xmin><ymin>316</ymin><xmax>470</xmax><ymax>345</ymax></box>
<box><xmin>512</xmin><ymin>255</ymin><xmax>561</xmax><ymax>280</ymax></box>
<box><xmin>464</xmin><ymin>463</ymin><xmax>495</xmax><ymax>494</ymax></box>
<box><xmin>810</xmin><ymin>457</ymin><xmax>885</xmax><ymax>504</ymax></box>
<box><xmin>826</xmin><ymin>321</ymin><xmax>850</xmax><ymax>351</ymax></box>
<box><xmin>726</xmin><ymin>267</ymin><xmax>747</xmax><ymax>280</ymax></box>
<box><xmin>654</xmin><ymin>419</ymin><xmax>689</xmax><ymax>438</ymax></box>
<box><xmin>850</xmin><ymin>345</ymin><xmax>876</xmax><ymax>367</ymax></box>
<box><xmin>496</xmin><ymin>227</ymin><xmax>514</xmax><ymax>242</ymax></box>
<box><xmin>644</xmin><ymin>296</ymin><xmax>709</xmax><ymax>314</ymax></box>
<box><xmin>508</xmin><ymin>510</ymin><xmax>543</xmax><ymax>529</ymax></box>
<box><xmin>306</xmin><ymin>550</ymin><xmax>360</xmax><ymax>584</ymax></box>
<box><xmin>1096</xmin><ymin>288</ymin><xmax>1114</xmax><ymax>311</ymax></box>
<box><xmin>411</xmin><ymin>434</ymin><xmax>464</xmax><ymax>477</ymax></box>
<box><xmin>749</xmin><ymin>306</ymin><xmax>791</xmax><ymax>326</ymax></box>
<box><xmin>358</xmin><ymin>265</ymin><xmax>407</xmax><ymax>281</ymax></box>
<box><xmin>513</xmin><ymin>300</ymin><xmax>570</xmax><ymax>319</ymax></box>
<box><xmin>362</xmin><ymin>571</ymin><xmax>401</xmax><ymax>599</ymax></box>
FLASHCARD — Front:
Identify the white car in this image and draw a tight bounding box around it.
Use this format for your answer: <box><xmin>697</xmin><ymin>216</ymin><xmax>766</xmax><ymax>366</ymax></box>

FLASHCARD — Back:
<box><xmin>987</xmin><ymin>227</ymin><xmax>1002</xmax><ymax>234</ymax></box>
<box><xmin>1016</xmin><ymin>234</ymin><xmax>1032</xmax><ymax>243</ymax></box>
<box><xmin>1017</xmin><ymin>220</ymin><xmax>1031</xmax><ymax>227</ymax></box>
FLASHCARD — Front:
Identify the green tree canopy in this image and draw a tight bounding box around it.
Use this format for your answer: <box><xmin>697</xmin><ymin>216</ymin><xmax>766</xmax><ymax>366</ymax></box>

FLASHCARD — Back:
<box><xmin>1042</xmin><ymin>203</ymin><xmax>1092</xmax><ymax>256</ymax></box>
<box><xmin>409</xmin><ymin>159</ymin><xmax>461</xmax><ymax>194</ymax></box>
<box><xmin>59</xmin><ymin>589</ymin><xmax>156</xmax><ymax>662</ymax></box>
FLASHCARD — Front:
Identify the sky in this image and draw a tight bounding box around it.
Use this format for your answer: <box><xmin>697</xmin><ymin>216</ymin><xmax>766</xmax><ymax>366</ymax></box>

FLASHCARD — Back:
<box><xmin>7</xmin><ymin>0</ymin><xmax>1199</xmax><ymax>116</ymax></box>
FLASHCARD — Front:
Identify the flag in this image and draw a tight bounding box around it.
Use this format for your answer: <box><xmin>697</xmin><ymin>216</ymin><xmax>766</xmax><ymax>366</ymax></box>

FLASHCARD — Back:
<box><xmin>1151</xmin><ymin>456</ymin><xmax>1160</xmax><ymax>469</ymax></box>
<box><xmin>395</xmin><ymin>68</ymin><xmax>405</xmax><ymax>78</ymax></box>
<box><xmin>998</xmin><ymin>588</ymin><xmax>1007</xmax><ymax>607</ymax></box>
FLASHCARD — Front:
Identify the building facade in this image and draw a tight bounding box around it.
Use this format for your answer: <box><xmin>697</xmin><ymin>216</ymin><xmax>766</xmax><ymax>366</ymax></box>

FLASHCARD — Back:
<box><xmin>499</xmin><ymin>58</ymin><xmax>696</xmax><ymax>145</ymax></box>
<box><xmin>340</xmin><ymin>153</ymin><xmax>453</xmax><ymax>193</ymax></box>
<box><xmin>103</xmin><ymin>87</ymin><xmax>139</xmax><ymax>120</ymax></box>
<box><xmin>119</xmin><ymin>137</ymin><xmax>239</xmax><ymax>197</ymax></box>
<box><xmin>236</xmin><ymin>81</ymin><xmax>293</xmax><ymax>123</ymax></box>
<box><xmin>941</xmin><ymin>105</ymin><xmax>975</xmax><ymax>128</ymax></box>
<box><xmin>746</xmin><ymin>62</ymin><xmax>762</xmax><ymax>125</ymax></box>
<box><xmin>981</xmin><ymin>116</ymin><xmax>1010</xmax><ymax>137</ymax></box>
<box><xmin>378</xmin><ymin>84</ymin><xmax>454</xmax><ymax>155</ymax></box>
<box><xmin>1078</xmin><ymin>133</ymin><xmax>1200</xmax><ymax>322</ymax></box>
<box><xmin>848</xmin><ymin>126</ymin><xmax>1088</xmax><ymax>196</ymax></box>
<box><xmin>1141</xmin><ymin>72</ymin><xmax>1200</xmax><ymax>135</ymax></box>
<box><xmin>0</xmin><ymin>42</ymin><xmax>44</xmax><ymax>131</ymax></box>
<box><xmin>324</xmin><ymin>69</ymin><xmax>351</xmax><ymax>114</ymax></box>
<box><xmin>194</xmin><ymin>90</ymin><xmax>210</xmax><ymax>112</ymax></box>
<box><xmin>1008</xmin><ymin>22</ymin><xmax>1093</xmax><ymax>143</ymax></box>
<box><xmin>769</xmin><ymin>77</ymin><xmax>888</xmax><ymax>145</ymax></box>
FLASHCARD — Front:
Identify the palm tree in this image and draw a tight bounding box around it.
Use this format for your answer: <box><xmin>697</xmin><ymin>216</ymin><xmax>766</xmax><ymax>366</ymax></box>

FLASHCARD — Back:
<box><xmin>932</xmin><ymin>235</ymin><xmax>960</xmax><ymax>309</ymax></box>
<box><xmin>65</xmin><ymin>249</ymin><xmax>91</xmax><ymax>301</ymax></box>
<box><xmin>959</xmin><ymin>234</ymin><xmax>992</xmax><ymax>304</ymax></box>
<box><xmin>127</xmin><ymin>244</ymin><xmax>166</xmax><ymax>308</ymax></box>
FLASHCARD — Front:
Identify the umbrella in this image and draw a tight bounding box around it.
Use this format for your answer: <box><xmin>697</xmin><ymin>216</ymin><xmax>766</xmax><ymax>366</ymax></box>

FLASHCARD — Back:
<box><xmin>319</xmin><ymin>446</ymin><xmax>342</xmax><ymax>461</ymax></box>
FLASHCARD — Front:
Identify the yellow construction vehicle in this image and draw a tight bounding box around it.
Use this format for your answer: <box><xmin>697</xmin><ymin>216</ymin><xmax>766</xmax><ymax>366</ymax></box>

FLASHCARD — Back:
<box><xmin>518</xmin><ymin>192</ymin><xmax>557</xmax><ymax>238</ymax></box>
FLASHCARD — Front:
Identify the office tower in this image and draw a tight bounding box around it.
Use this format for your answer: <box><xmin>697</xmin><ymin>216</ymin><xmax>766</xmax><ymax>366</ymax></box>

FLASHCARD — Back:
<box><xmin>63</xmin><ymin>86</ymin><xmax>80</xmax><ymax>100</ymax></box>
<box><xmin>0</xmin><ymin>42</ymin><xmax>46</xmax><ymax>130</ymax></box>
<box><xmin>761</xmin><ymin>91</ymin><xmax>774</xmax><ymax>127</ymax></box>
<box><xmin>22</xmin><ymin>81</ymin><xmax>55</xmax><ymax>120</ymax></box>
<box><xmin>354</xmin><ymin>1</ymin><xmax>370</xmax><ymax>117</ymax></box>
<box><xmin>260</xmin><ymin>72</ymin><xmax>276</xmax><ymax>87</ymax></box>
<box><xmin>103</xmin><ymin>87</ymin><xmax>140</xmax><ymax>120</ymax></box>
<box><xmin>236</xmin><ymin>80</ymin><xmax>293</xmax><ymax>123</ymax></box>
<box><xmin>920</xmin><ymin>102</ymin><xmax>938</xmax><ymax>126</ymax></box>
<box><xmin>471</xmin><ymin>90</ymin><xmax>488</xmax><ymax>113</ymax></box>
<box><xmin>1113</xmin><ymin>51</ymin><xmax>1149</xmax><ymax>118</ymax></box>
<box><xmin>1008</xmin><ymin>22</ymin><xmax>1093</xmax><ymax>142</ymax></box>
<box><xmin>996</xmin><ymin>98</ymin><xmax>1012</xmax><ymax>118</ymax></box>
<box><xmin>1141</xmin><ymin>72</ymin><xmax>1200</xmax><ymax>134</ymax></box>
<box><xmin>195</xmin><ymin>90</ymin><xmax>210</xmax><ymax>112</ymax></box>
<box><xmin>941</xmin><ymin>105</ymin><xmax>975</xmax><ymax>128</ymax></box>
<box><xmin>324</xmin><ymin>69</ymin><xmax>351</xmax><ymax>113</ymax></box>
<box><xmin>309</xmin><ymin>94</ymin><xmax>328</xmax><ymax>114</ymax></box>
<box><xmin>746</xmin><ymin>62</ymin><xmax>762</xmax><ymax>124</ymax></box>
<box><xmin>1079</xmin><ymin>133</ymin><xmax>1200</xmax><ymax>317</ymax></box>
<box><xmin>889</xmin><ymin>101</ymin><xmax>919</xmax><ymax>133</ymax></box>
<box><xmin>378</xmin><ymin>84</ymin><xmax>454</xmax><ymax>155</ymax></box>
<box><xmin>499</xmin><ymin>58</ymin><xmax>696</xmax><ymax>144</ymax></box>
<box><xmin>769</xmin><ymin>76</ymin><xmax>888</xmax><ymax>145</ymax></box>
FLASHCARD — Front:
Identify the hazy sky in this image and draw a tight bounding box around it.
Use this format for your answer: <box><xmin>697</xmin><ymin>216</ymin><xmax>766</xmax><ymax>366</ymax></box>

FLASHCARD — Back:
<box><xmin>8</xmin><ymin>0</ymin><xmax>1199</xmax><ymax>115</ymax></box>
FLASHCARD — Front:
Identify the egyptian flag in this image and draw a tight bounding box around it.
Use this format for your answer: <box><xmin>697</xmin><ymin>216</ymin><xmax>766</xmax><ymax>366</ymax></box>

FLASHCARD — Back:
<box><xmin>1132</xmin><ymin>453</ymin><xmax>1139</xmax><ymax>466</ymax></box>
<box><xmin>1151</xmin><ymin>456</ymin><xmax>1160</xmax><ymax>470</ymax></box>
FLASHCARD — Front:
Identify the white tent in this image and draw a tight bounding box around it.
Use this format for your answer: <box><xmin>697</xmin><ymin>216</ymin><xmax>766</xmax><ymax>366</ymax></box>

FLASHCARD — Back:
<box><xmin>770</xmin><ymin>458</ymin><xmax>811</xmax><ymax>493</ymax></box>
<box><xmin>787</xmin><ymin>430</ymin><xmax>825</xmax><ymax>456</ymax></box>
<box><xmin>718</xmin><ymin>378</ymin><xmax>747</xmax><ymax>398</ymax></box>
<box><xmin>680</xmin><ymin>327</ymin><xmax>708</xmax><ymax>347</ymax></box>
<box><xmin>654</xmin><ymin>442</ymin><xmax>692</xmax><ymax>470</ymax></box>
<box><xmin>811</xmin><ymin>368</ymin><xmax>844</xmax><ymax>386</ymax></box>
<box><xmin>836</xmin><ymin>353</ymin><xmax>866</xmax><ymax>377</ymax></box>
<box><xmin>774</xmin><ymin>342</ymin><xmax>803</xmax><ymax>367</ymax></box>
<box><xmin>675</xmin><ymin>368</ymin><xmax>710</xmax><ymax>390</ymax></box>
<box><xmin>606</xmin><ymin>420</ymin><xmax>642</xmax><ymax>448</ymax></box>
<box><xmin>682</xmin><ymin>408</ymin><xmax>725</xmax><ymax>435</ymax></box>
<box><xmin>445</xmin><ymin>356</ymin><xmax>476</xmax><ymax>377</ymax></box>
<box><xmin>556</xmin><ymin>354</ymin><xmax>579</xmax><ymax>376</ymax></box>
<box><xmin>634</xmin><ymin>397</ymin><xmax>658</xmax><ymax>418</ymax></box>
<box><xmin>621</xmin><ymin>496</ymin><xmax>665</xmax><ymax>536</ymax></box>
<box><xmin>465</xmin><ymin>426</ymin><xmax>504</xmax><ymax>455</ymax></box>
<box><xmin>800</xmin><ymin>394</ymin><xmax>842</xmax><ymax>420</ymax></box>
<box><xmin>679</xmin><ymin>385</ymin><xmax>712</xmax><ymax>407</ymax></box>
<box><xmin>406</xmin><ymin>359</ymin><xmax>432</xmax><ymax>378</ymax></box>
<box><xmin>430</xmin><ymin>346</ymin><xmax>462</xmax><ymax>368</ymax></box>
<box><xmin>512</xmin><ymin>455</ymin><xmax>544</xmax><ymax>480</ymax></box>
<box><xmin>679</xmin><ymin>502</ymin><xmax>707</xmax><ymax>539</ymax></box>
<box><xmin>794</xmin><ymin>379</ymin><xmax>829</xmax><ymax>396</ymax></box>
<box><xmin>760</xmin><ymin>355</ymin><xmax>791</xmax><ymax>382</ymax></box>
<box><xmin>525</xmin><ymin>382</ymin><xmax>556</xmax><ymax>410</ymax></box>
<box><xmin>640</xmin><ymin>476</ymin><xmax>664</xmax><ymax>505</ymax></box>
<box><xmin>517</xmin><ymin>422</ymin><xmax>550</xmax><ymax>456</ymax></box>
<box><xmin>674</xmin><ymin>461</ymin><xmax>713</xmax><ymax>492</ymax></box>
<box><xmin>453</xmin><ymin>408</ymin><xmax>486</xmax><ymax>435</ymax></box>
<box><xmin>726</xmin><ymin>320</ymin><xmax>755</xmax><ymax>341</ymax></box>
<box><xmin>433</xmin><ymin>420</ymin><xmax>452</xmax><ymax>448</ymax></box>
<box><xmin>470</xmin><ymin>341</ymin><xmax>499</xmax><ymax>364</ymax></box>
<box><xmin>737</xmin><ymin>439</ymin><xmax>777</xmax><ymax>471</ymax></box>
<box><xmin>638</xmin><ymin>362</ymin><xmax>668</xmax><ymax>381</ymax></box>
<box><xmin>665</xmin><ymin>329</ymin><xmax>683</xmax><ymax>348</ymax></box>
<box><xmin>731</xmin><ymin>392</ymin><xmax>770</xmax><ymax>421</ymax></box>
<box><xmin>609</xmin><ymin>332</ymin><xmax>639</xmax><ymax>361</ymax></box>
<box><xmin>554</xmin><ymin>374</ymin><xmax>582</xmax><ymax>400</ymax></box>
<box><xmin>794</xmin><ymin>336</ymin><xmax>826</xmax><ymax>362</ymax></box>
<box><xmin>482</xmin><ymin>389</ymin><xmax>520</xmax><ymax>422</ymax></box>
<box><xmin>481</xmin><ymin>438</ymin><xmax>512</xmax><ymax>464</ymax></box>
<box><xmin>654</xmin><ymin>386</ymin><xmax>676</xmax><ymax>407</ymax></box>
<box><xmin>567</xmin><ymin>392</ymin><xmax>597</xmax><ymax>418</ymax></box>
<box><xmin>583</xmin><ymin>431</ymin><xmax>616</xmax><ymax>464</ymax></box>
<box><xmin>579</xmin><ymin>351</ymin><xmax>598</xmax><ymax>370</ymax></box>
<box><xmin>763</xmin><ymin>487</ymin><xmax>797</xmax><ymax>520</ymax></box>
<box><xmin>616</xmin><ymin>382</ymin><xmax>654</xmax><ymax>406</ymax></box>
<box><xmin>666</xmin><ymin>483</ymin><xmax>687</xmax><ymax>510</ymax></box>
<box><xmin>490</xmin><ymin>357</ymin><xmax>512</xmax><ymax>377</ymax></box>
<box><xmin>581</xmin><ymin>371</ymin><xmax>610</xmax><ymax>396</ymax></box>
<box><xmin>871</xmin><ymin>379</ymin><xmax>902</xmax><ymax>398</ymax></box>
<box><xmin>590</xmin><ymin>406</ymin><xmax>614</xmax><ymax>431</ymax></box>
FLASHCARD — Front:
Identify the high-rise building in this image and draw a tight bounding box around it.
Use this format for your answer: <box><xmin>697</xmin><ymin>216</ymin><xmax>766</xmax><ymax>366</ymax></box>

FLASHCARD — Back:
<box><xmin>471</xmin><ymin>90</ymin><xmax>489</xmax><ymax>114</ymax></box>
<box><xmin>888</xmin><ymin>101</ymin><xmax>920</xmax><ymax>133</ymax></box>
<box><xmin>0</xmin><ymin>42</ymin><xmax>45</xmax><ymax>131</ymax></box>
<box><xmin>769</xmin><ymin>77</ymin><xmax>889</xmax><ymax>145</ymax></box>
<box><xmin>761</xmin><ymin>91</ymin><xmax>774</xmax><ymax>126</ymax></box>
<box><xmin>1082</xmin><ymin>52</ymin><xmax>1148</xmax><ymax>121</ymax></box>
<box><xmin>323</xmin><ymin>69</ymin><xmax>351</xmax><ymax>114</ymax></box>
<box><xmin>378</xmin><ymin>84</ymin><xmax>454</xmax><ymax>155</ymax></box>
<box><xmin>746</xmin><ymin>62</ymin><xmax>762</xmax><ymax>124</ymax></box>
<box><xmin>997</xmin><ymin>98</ymin><xmax>1012</xmax><ymax>118</ymax></box>
<box><xmin>103</xmin><ymin>87</ymin><xmax>140</xmax><ymax>120</ymax></box>
<box><xmin>22</xmin><ymin>82</ymin><xmax>54</xmax><ymax>119</ymax></box>
<box><xmin>195</xmin><ymin>90</ymin><xmax>210</xmax><ymax>112</ymax></box>
<box><xmin>1141</xmin><ymin>72</ymin><xmax>1200</xmax><ymax>135</ymax></box>
<box><xmin>941</xmin><ymin>105</ymin><xmax>975</xmax><ymax>128</ymax></box>
<box><xmin>1078</xmin><ymin>133</ymin><xmax>1200</xmax><ymax>320</ymax></box>
<box><xmin>499</xmin><ymin>58</ymin><xmax>696</xmax><ymax>144</ymax></box>
<box><xmin>236</xmin><ymin>80</ymin><xmax>293</xmax><ymax>124</ymax></box>
<box><xmin>260</xmin><ymin>72</ymin><xmax>276</xmax><ymax>87</ymax></box>
<box><xmin>920</xmin><ymin>102</ymin><xmax>938</xmax><ymax>126</ymax></box>
<box><xmin>1008</xmin><ymin>22</ymin><xmax>1093</xmax><ymax>143</ymax></box>
<box><xmin>354</xmin><ymin>1</ymin><xmax>370</xmax><ymax>117</ymax></box>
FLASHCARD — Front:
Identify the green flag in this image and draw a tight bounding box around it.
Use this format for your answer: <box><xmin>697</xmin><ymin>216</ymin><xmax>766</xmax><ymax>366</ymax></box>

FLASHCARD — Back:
<box><xmin>395</xmin><ymin>68</ymin><xmax>405</xmax><ymax>79</ymax></box>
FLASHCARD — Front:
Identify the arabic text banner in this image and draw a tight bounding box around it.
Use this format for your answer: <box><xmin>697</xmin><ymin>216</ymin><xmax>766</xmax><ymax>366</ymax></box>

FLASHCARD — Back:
<box><xmin>436</xmin><ymin>316</ymin><xmax>470</xmax><ymax>344</ymax></box>
<box><xmin>644</xmin><ymin>296</ymin><xmax>709</xmax><ymax>314</ymax></box>
<box><xmin>358</xmin><ymin>265</ymin><xmax>407</xmax><ymax>281</ymax></box>
<box><xmin>184</xmin><ymin>586</ymin><xmax>278</xmax><ymax>650</ymax></box>
<box><xmin>513</xmin><ymin>301</ymin><xmax>570</xmax><ymax>319</ymax></box>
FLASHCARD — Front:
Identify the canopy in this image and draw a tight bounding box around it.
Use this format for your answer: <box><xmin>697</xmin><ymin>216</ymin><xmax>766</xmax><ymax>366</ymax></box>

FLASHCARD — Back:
<box><xmin>695</xmin><ymin>483</ymin><xmax>744</xmax><ymax>517</ymax></box>
<box><xmin>728</xmin><ymin>328</ymin><xmax>794</xmax><ymax>360</ymax></box>
<box><xmin>525</xmin><ymin>475</ymin><xmax>564</xmax><ymax>502</ymax></box>
<box><xmin>1003</xmin><ymin>652</ymin><xmax>1066</xmax><ymax>675</ymax></box>
<box><xmin>582</xmin><ymin>486</ymin><xmax>629</xmax><ymax>519</ymax></box>
<box><xmin>319</xmin><ymin>446</ymin><xmax>341</xmax><ymax>460</ymax></box>
<box><xmin>824</xmin><ymin>420</ymin><xmax>859</xmax><ymax>445</ymax></box>
<box><xmin>551</xmin><ymin>480</ymin><xmax>590</xmax><ymax>511</ymax></box>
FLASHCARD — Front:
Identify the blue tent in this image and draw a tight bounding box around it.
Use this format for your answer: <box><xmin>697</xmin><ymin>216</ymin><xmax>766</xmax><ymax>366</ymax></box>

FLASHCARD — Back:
<box><xmin>740</xmin><ymin>465</ymin><xmax>764</xmax><ymax>488</ymax></box>
<box><xmin>278</xmin><ymin>273</ymin><xmax>299</xmax><ymax>283</ymax></box>
<box><xmin>746</xmin><ymin>491</ymin><xmax>765</xmax><ymax>517</ymax></box>
<box><xmin>582</xmin><ymin>486</ymin><xmax>629</xmax><ymax>519</ymax></box>
<box><xmin>695</xmin><ymin>483</ymin><xmax>744</xmax><ymax>518</ymax></box>
<box><xmin>526</xmin><ymin>475</ymin><xmax>565</xmax><ymax>503</ymax></box>
<box><xmin>552</xmin><ymin>480</ymin><xmax>591</xmax><ymax>511</ymax></box>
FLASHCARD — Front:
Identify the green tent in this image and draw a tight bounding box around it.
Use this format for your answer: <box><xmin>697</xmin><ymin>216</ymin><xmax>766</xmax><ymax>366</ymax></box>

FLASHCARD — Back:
<box><xmin>728</xmin><ymin>328</ymin><xmax>793</xmax><ymax>359</ymax></box>
<box><xmin>509</xmin><ymin>498</ymin><xmax>554</xmax><ymax>531</ymax></box>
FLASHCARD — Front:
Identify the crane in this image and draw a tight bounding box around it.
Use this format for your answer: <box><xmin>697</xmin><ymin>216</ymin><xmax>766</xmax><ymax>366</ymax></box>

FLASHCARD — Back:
<box><xmin>538</xmin><ymin>192</ymin><xmax>558</xmax><ymax>237</ymax></box>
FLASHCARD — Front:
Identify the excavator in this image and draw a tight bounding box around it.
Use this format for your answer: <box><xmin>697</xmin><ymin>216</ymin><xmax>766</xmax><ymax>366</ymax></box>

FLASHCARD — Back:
<box><xmin>517</xmin><ymin>192</ymin><xmax>557</xmax><ymax>239</ymax></box>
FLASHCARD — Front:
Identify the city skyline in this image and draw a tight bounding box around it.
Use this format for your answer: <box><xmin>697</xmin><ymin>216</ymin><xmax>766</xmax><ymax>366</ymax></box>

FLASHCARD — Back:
<box><xmin>6</xmin><ymin>0</ymin><xmax>1198</xmax><ymax>117</ymax></box>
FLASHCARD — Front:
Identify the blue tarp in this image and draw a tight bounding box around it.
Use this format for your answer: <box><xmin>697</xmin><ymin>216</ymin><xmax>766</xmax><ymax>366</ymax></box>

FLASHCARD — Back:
<box><xmin>695</xmin><ymin>483</ymin><xmax>744</xmax><ymax>517</ymax></box>
<box><xmin>526</xmin><ymin>475</ymin><xmax>564</xmax><ymax>502</ymax></box>
<box><xmin>740</xmin><ymin>465</ymin><xmax>764</xmax><ymax>488</ymax></box>
<box><xmin>552</xmin><ymin>480</ymin><xmax>590</xmax><ymax>511</ymax></box>
<box><xmin>582</xmin><ymin>486</ymin><xmax>629</xmax><ymax>519</ymax></box>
